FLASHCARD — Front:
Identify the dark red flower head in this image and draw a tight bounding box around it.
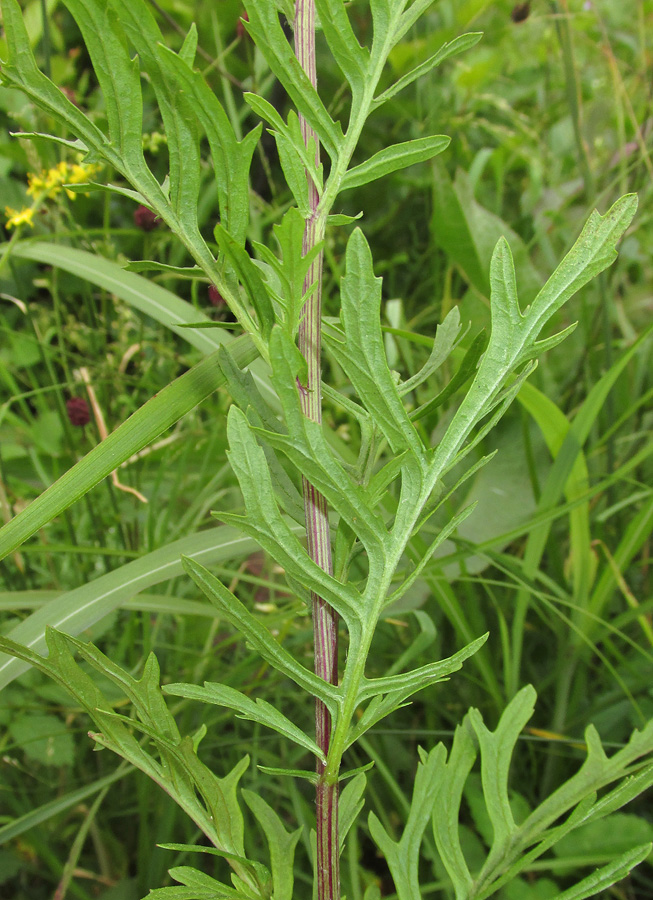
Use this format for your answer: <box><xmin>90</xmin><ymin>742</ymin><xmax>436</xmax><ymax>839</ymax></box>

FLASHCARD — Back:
<box><xmin>134</xmin><ymin>205</ymin><xmax>160</xmax><ymax>231</ymax></box>
<box><xmin>208</xmin><ymin>284</ymin><xmax>226</xmax><ymax>307</ymax></box>
<box><xmin>511</xmin><ymin>2</ymin><xmax>531</xmax><ymax>22</ymax></box>
<box><xmin>66</xmin><ymin>396</ymin><xmax>90</xmax><ymax>427</ymax></box>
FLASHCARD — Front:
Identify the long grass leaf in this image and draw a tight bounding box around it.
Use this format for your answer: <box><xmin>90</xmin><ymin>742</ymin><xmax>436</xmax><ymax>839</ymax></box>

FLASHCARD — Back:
<box><xmin>0</xmin><ymin>337</ymin><xmax>257</xmax><ymax>565</ymax></box>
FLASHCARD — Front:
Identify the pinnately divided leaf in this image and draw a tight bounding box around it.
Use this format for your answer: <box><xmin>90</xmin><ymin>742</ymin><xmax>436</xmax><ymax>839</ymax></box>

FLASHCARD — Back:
<box><xmin>369</xmin><ymin>745</ymin><xmax>446</xmax><ymax>900</ymax></box>
<box><xmin>428</xmin><ymin>195</ymin><xmax>637</xmax><ymax>481</ymax></box>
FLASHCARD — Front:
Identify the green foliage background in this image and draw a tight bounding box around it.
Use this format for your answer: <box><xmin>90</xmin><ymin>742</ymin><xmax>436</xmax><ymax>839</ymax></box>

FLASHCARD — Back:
<box><xmin>0</xmin><ymin>1</ymin><xmax>651</xmax><ymax>898</ymax></box>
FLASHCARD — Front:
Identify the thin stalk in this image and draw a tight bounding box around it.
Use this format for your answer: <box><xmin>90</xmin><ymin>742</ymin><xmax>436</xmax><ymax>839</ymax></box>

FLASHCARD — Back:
<box><xmin>293</xmin><ymin>3</ymin><xmax>339</xmax><ymax>899</ymax></box>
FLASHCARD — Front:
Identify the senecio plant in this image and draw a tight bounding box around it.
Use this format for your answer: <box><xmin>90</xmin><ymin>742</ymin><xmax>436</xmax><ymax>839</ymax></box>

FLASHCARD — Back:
<box><xmin>0</xmin><ymin>1</ymin><xmax>651</xmax><ymax>899</ymax></box>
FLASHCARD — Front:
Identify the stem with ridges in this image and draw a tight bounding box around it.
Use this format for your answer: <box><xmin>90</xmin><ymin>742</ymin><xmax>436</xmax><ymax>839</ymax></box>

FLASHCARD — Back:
<box><xmin>293</xmin><ymin>2</ymin><xmax>339</xmax><ymax>899</ymax></box>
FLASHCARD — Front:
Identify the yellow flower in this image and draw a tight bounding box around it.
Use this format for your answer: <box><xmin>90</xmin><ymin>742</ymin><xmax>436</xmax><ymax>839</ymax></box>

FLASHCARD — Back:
<box><xmin>25</xmin><ymin>161</ymin><xmax>101</xmax><ymax>201</ymax></box>
<box><xmin>4</xmin><ymin>206</ymin><xmax>35</xmax><ymax>229</ymax></box>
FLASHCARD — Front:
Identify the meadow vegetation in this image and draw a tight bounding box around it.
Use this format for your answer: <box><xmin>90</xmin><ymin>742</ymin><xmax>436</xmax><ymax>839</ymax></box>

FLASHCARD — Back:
<box><xmin>0</xmin><ymin>2</ymin><xmax>652</xmax><ymax>899</ymax></box>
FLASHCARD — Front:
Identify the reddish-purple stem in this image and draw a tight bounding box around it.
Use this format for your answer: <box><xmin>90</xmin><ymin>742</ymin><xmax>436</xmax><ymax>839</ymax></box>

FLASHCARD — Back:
<box><xmin>294</xmin><ymin>2</ymin><xmax>340</xmax><ymax>899</ymax></box>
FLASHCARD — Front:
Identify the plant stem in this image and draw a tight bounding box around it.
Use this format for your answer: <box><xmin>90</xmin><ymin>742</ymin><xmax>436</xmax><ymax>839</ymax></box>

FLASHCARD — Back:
<box><xmin>293</xmin><ymin>2</ymin><xmax>339</xmax><ymax>899</ymax></box>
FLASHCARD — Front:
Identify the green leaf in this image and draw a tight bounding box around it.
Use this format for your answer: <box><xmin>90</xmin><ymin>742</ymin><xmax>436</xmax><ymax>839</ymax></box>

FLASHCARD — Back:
<box><xmin>339</xmin><ymin>773</ymin><xmax>367</xmax><ymax>851</ymax></box>
<box><xmin>398</xmin><ymin>307</ymin><xmax>462</xmax><ymax>397</ymax></box>
<box><xmin>242</xmin><ymin>1</ymin><xmax>342</xmax><ymax>160</ymax></box>
<box><xmin>269</xmin><ymin>207</ymin><xmax>324</xmax><ymax>334</ymax></box>
<box><xmin>384</xmin><ymin>503</ymin><xmax>479</xmax><ymax>608</ymax></box>
<box><xmin>179</xmin><ymin>23</ymin><xmax>198</xmax><ymax>66</ymax></box>
<box><xmin>242</xmin><ymin>791</ymin><xmax>302</xmax><ymax>900</ymax></box>
<box><xmin>181</xmin><ymin>556</ymin><xmax>340</xmax><ymax>709</ymax></box>
<box><xmin>61</xmin><ymin>0</ymin><xmax>146</xmax><ymax>169</ymax></box>
<box><xmin>326</xmin><ymin>228</ymin><xmax>426</xmax><ymax>459</ymax></box>
<box><xmin>123</xmin><ymin>261</ymin><xmax>204</xmax><ymax>277</ymax></box>
<box><xmin>159</xmin><ymin>48</ymin><xmax>261</xmax><ymax>247</ymax></box>
<box><xmin>468</xmin><ymin>686</ymin><xmax>536</xmax><ymax>872</ymax></box>
<box><xmin>519</xmin><ymin>195</ymin><xmax>638</xmax><ymax>361</ymax></box>
<box><xmin>164</xmin><ymin>866</ymin><xmax>259</xmax><ymax>899</ymax></box>
<box><xmin>5</xmin><ymin>130</ymin><xmax>88</xmax><ymax>152</ymax></box>
<box><xmin>64</xmin><ymin>180</ymin><xmax>149</xmax><ymax>205</ymax></box>
<box><xmin>357</xmin><ymin>633</ymin><xmax>487</xmax><ymax>703</ymax></box>
<box><xmin>107</xmin><ymin>0</ymin><xmax>202</xmax><ymax>236</ymax></box>
<box><xmin>219</xmin><ymin>403</ymin><xmax>364</xmax><ymax>627</ymax></box>
<box><xmin>314</xmin><ymin>0</ymin><xmax>369</xmax><ymax>93</ymax></box>
<box><xmin>369</xmin><ymin>745</ymin><xmax>446</xmax><ymax>900</ymax></box>
<box><xmin>270</xmin><ymin>129</ymin><xmax>311</xmax><ymax>213</ymax></box>
<box><xmin>0</xmin><ymin>0</ymin><xmax>116</xmax><ymax>164</ymax></box>
<box><xmin>217</xmin><ymin>346</ymin><xmax>305</xmax><ymax>524</ymax></box>
<box><xmin>410</xmin><ymin>329</ymin><xmax>488</xmax><ymax>421</ymax></box>
<box><xmin>263</xmin><ymin>327</ymin><xmax>388</xmax><ymax>563</ymax></box>
<box><xmin>374</xmin><ymin>33</ymin><xmax>483</xmax><ymax>107</ymax></box>
<box><xmin>341</xmin><ymin>135</ymin><xmax>450</xmax><ymax>192</ymax></box>
<box><xmin>157</xmin><ymin>844</ymin><xmax>270</xmax><ymax>894</ymax></box>
<box><xmin>256</xmin><ymin>766</ymin><xmax>318</xmax><ymax>783</ymax></box>
<box><xmin>214</xmin><ymin>225</ymin><xmax>276</xmax><ymax>339</ymax></box>
<box><xmin>431</xmin><ymin>719</ymin><xmax>477</xmax><ymax>897</ymax></box>
<box><xmin>554</xmin><ymin>844</ymin><xmax>652</xmax><ymax>900</ymax></box>
<box><xmin>244</xmin><ymin>97</ymin><xmax>321</xmax><ymax>196</ymax></box>
<box><xmin>429</xmin><ymin>195</ymin><xmax>637</xmax><ymax>485</ymax></box>
<box><xmin>163</xmin><ymin>681</ymin><xmax>325</xmax><ymax>763</ymax></box>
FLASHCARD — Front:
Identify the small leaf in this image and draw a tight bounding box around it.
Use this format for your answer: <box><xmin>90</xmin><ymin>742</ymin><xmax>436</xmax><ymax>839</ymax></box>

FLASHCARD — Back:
<box><xmin>158</xmin><ymin>843</ymin><xmax>268</xmax><ymax>881</ymax></box>
<box><xmin>468</xmin><ymin>686</ymin><xmax>537</xmax><ymax>872</ymax></box>
<box><xmin>339</xmin><ymin>773</ymin><xmax>367</xmax><ymax>851</ymax></box>
<box><xmin>242</xmin><ymin>1</ymin><xmax>342</xmax><ymax>159</ymax></box>
<box><xmin>554</xmin><ymin>844</ymin><xmax>652</xmax><ymax>900</ymax></box>
<box><xmin>341</xmin><ymin>135</ymin><xmax>450</xmax><ymax>192</ymax></box>
<box><xmin>214</xmin><ymin>225</ymin><xmax>276</xmax><ymax>338</ymax></box>
<box><xmin>271</xmin><ymin>129</ymin><xmax>311</xmax><ymax>214</ymax></box>
<box><xmin>375</xmin><ymin>33</ymin><xmax>483</xmax><ymax>107</ymax></box>
<box><xmin>264</xmin><ymin>327</ymin><xmax>389</xmax><ymax>562</ymax></box>
<box><xmin>163</xmin><ymin>681</ymin><xmax>325</xmax><ymax>763</ymax></box>
<box><xmin>0</xmin><ymin>0</ymin><xmax>115</xmax><ymax>162</ymax></box>
<box><xmin>410</xmin><ymin>329</ymin><xmax>488</xmax><ymax>421</ymax></box>
<box><xmin>178</xmin><ymin>23</ymin><xmax>198</xmax><ymax>66</ymax></box>
<box><xmin>167</xmin><ymin>866</ymin><xmax>256</xmax><ymax>899</ymax></box>
<box><xmin>432</xmin><ymin>719</ymin><xmax>477</xmax><ymax>897</ymax></box>
<box><xmin>242</xmin><ymin>791</ymin><xmax>302</xmax><ymax>900</ymax></box>
<box><xmin>399</xmin><ymin>307</ymin><xmax>462</xmax><ymax>396</ymax></box>
<box><xmin>221</xmin><ymin>402</ymin><xmax>364</xmax><ymax>626</ymax></box>
<box><xmin>157</xmin><ymin>48</ymin><xmax>261</xmax><ymax>247</ymax></box>
<box><xmin>357</xmin><ymin>633</ymin><xmax>487</xmax><ymax>703</ymax></box>
<box><xmin>385</xmin><ymin>503</ymin><xmax>479</xmax><ymax>609</ymax></box>
<box><xmin>518</xmin><ymin>194</ymin><xmax>638</xmax><ymax>359</ymax></box>
<box><xmin>108</xmin><ymin>0</ymin><xmax>202</xmax><ymax>237</ymax></box>
<box><xmin>256</xmin><ymin>766</ymin><xmax>318</xmax><ymax>783</ymax></box>
<box><xmin>327</xmin><ymin>228</ymin><xmax>426</xmax><ymax>459</ymax></box>
<box><xmin>369</xmin><ymin>745</ymin><xmax>446</xmax><ymax>899</ymax></box>
<box><xmin>315</xmin><ymin>0</ymin><xmax>369</xmax><ymax>93</ymax></box>
<box><xmin>181</xmin><ymin>556</ymin><xmax>339</xmax><ymax>708</ymax></box>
